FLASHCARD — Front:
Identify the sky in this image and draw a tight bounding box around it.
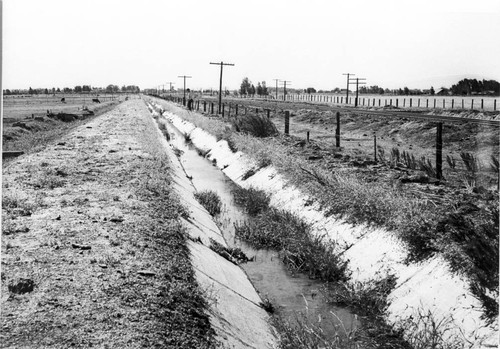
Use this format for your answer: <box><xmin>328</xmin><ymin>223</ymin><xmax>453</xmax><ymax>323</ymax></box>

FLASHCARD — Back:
<box><xmin>2</xmin><ymin>0</ymin><xmax>500</xmax><ymax>91</ymax></box>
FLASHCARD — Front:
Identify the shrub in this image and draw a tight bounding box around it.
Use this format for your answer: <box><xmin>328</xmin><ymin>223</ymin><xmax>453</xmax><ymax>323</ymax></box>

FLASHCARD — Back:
<box><xmin>232</xmin><ymin>114</ymin><xmax>278</xmax><ymax>138</ymax></box>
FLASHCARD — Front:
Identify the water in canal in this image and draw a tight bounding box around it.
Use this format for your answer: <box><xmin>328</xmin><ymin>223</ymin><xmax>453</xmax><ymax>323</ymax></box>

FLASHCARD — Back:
<box><xmin>164</xmin><ymin>117</ymin><xmax>359</xmax><ymax>342</ymax></box>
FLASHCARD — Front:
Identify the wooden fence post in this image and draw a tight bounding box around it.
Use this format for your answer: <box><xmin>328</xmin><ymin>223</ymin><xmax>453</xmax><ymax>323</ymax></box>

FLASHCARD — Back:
<box><xmin>451</xmin><ymin>99</ymin><xmax>454</xmax><ymax>109</ymax></box>
<box><xmin>211</xmin><ymin>102</ymin><xmax>214</xmax><ymax>114</ymax></box>
<box><xmin>235</xmin><ymin>104</ymin><xmax>238</xmax><ymax>115</ymax></box>
<box><xmin>203</xmin><ymin>101</ymin><xmax>206</xmax><ymax>112</ymax></box>
<box><xmin>284</xmin><ymin>111</ymin><xmax>290</xmax><ymax>135</ymax></box>
<box><xmin>410</xmin><ymin>98</ymin><xmax>412</xmax><ymax>108</ymax></box>
<box><xmin>335</xmin><ymin>112</ymin><xmax>341</xmax><ymax>148</ymax></box>
<box><xmin>471</xmin><ymin>99</ymin><xmax>474</xmax><ymax>110</ymax></box>
<box><xmin>443</xmin><ymin>99</ymin><xmax>445</xmax><ymax>108</ymax></box>
<box><xmin>495</xmin><ymin>100</ymin><xmax>497</xmax><ymax>111</ymax></box>
<box><xmin>222</xmin><ymin>103</ymin><xmax>225</xmax><ymax>117</ymax></box>
<box><xmin>436</xmin><ymin>122</ymin><xmax>443</xmax><ymax>180</ymax></box>
<box><xmin>434</xmin><ymin>99</ymin><xmax>436</xmax><ymax>108</ymax></box>
<box><xmin>266</xmin><ymin>109</ymin><xmax>270</xmax><ymax>118</ymax></box>
<box><xmin>307</xmin><ymin>131</ymin><xmax>310</xmax><ymax>143</ymax></box>
<box><xmin>374</xmin><ymin>133</ymin><xmax>377</xmax><ymax>162</ymax></box>
<box><xmin>481</xmin><ymin>99</ymin><xmax>484</xmax><ymax>109</ymax></box>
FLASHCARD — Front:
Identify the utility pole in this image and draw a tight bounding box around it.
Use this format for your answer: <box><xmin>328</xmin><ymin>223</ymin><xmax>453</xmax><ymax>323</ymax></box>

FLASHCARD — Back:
<box><xmin>349</xmin><ymin>77</ymin><xmax>366</xmax><ymax>107</ymax></box>
<box><xmin>210</xmin><ymin>61</ymin><xmax>235</xmax><ymax>114</ymax></box>
<box><xmin>166</xmin><ymin>82</ymin><xmax>174</xmax><ymax>95</ymax></box>
<box><xmin>343</xmin><ymin>73</ymin><xmax>354</xmax><ymax>105</ymax></box>
<box><xmin>273</xmin><ymin>79</ymin><xmax>280</xmax><ymax>100</ymax></box>
<box><xmin>178</xmin><ymin>75</ymin><xmax>192</xmax><ymax>106</ymax></box>
<box><xmin>280</xmin><ymin>80</ymin><xmax>291</xmax><ymax>101</ymax></box>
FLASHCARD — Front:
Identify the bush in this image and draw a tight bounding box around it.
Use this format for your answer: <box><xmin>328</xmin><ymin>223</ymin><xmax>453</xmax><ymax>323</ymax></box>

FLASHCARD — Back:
<box><xmin>232</xmin><ymin>114</ymin><xmax>278</xmax><ymax>138</ymax></box>
<box><xmin>232</xmin><ymin>186</ymin><xmax>270</xmax><ymax>216</ymax></box>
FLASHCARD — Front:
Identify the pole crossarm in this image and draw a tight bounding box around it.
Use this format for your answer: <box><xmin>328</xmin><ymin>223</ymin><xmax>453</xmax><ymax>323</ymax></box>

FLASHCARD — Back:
<box><xmin>210</xmin><ymin>61</ymin><xmax>235</xmax><ymax>114</ymax></box>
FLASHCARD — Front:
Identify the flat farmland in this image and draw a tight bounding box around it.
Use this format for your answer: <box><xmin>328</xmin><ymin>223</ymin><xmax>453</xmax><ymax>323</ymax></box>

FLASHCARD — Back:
<box><xmin>2</xmin><ymin>94</ymin><xmax>125</xmax><ymax>154</ymax></box>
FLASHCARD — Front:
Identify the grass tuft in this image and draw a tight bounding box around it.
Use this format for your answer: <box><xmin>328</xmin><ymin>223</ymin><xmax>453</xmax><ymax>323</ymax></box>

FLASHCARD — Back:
<box><xmin>194</xmin><ymin>190</ymin><xmax>222</xmax><ymax>216</ymax></box>
<box><xmin>232</xmin><ymin>114</ymin><xmax>278</xmax><ymax>138</ymax></box>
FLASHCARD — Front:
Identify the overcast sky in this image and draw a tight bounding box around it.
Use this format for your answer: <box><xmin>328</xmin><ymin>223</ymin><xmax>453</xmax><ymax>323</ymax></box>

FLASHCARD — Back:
<box><xmin>2</xmin><ymin>0</ymin><xmax>500</xmax><ymax>91</ymax></box>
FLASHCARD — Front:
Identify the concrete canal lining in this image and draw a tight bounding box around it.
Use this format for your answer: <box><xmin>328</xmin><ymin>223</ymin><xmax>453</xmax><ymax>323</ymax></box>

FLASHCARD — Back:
<box><xmin>151</xmin><ymin>99</ymin><xmax>498</xmax><ymax>348</ymax></box>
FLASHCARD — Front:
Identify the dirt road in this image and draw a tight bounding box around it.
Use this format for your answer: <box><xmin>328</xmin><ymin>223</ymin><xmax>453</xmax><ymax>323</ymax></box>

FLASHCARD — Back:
<box><xmin>1</xmin><ymin>99</ymin><xmax>216</xmax><ymax>348</ymax></box>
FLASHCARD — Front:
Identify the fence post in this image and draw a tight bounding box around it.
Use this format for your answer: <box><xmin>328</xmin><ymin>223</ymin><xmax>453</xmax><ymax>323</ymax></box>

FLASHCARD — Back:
<box><xmin>426</xmin><ymin>99</ymin><xmax>428</xmax><ymax>108</ymax></box>
<box><xmin>378</xmin><ymin>99</ymin><xmax>381</xmax><ymax>106</ymax></box>
<box><xmin>256</xmin><ymin>108</ymin><xmax>259</xmax><ymax>115</ymax></box>
<box><xmin>211</xmin><ymin>102</ymin><xmax>214</xmax><ymax>114</ymax></box>
<box><xmin>335</xmin><ymin>112</ymin><xmax>341</xmax><ymax>148</ymax></box>
<box><xmin>434</xmin><ymin>99</ymin><xmax>436</xmax><ymax>108</ymax></box>
<box><xmin>203</xmin><ymin>101</ymin><xmax>206</xmax><ymax>112</ymax></box>
<box><xmin>471</xmin><ymin>99</ymin><xmax>474</xmax><ymax>110</ymax></box>
<box><xmin>410</xmin><ymin>98</ymin><xmax>412</xmax><ymax>108</ymax></box>
<box><xmin>436</xmin><ymin>122</ymin><xmax>443</xmax><ymax>180</ymax></box>
<box><xmin>284</xmin><ymin>111</ymin><xmax>290</xmax><ymax>135</ymax></box>
<box><xmin>451</xmin><ymin>99</ymin><xmax>454</xmax><ymax>109</ymax></box>
<box><xmin>443</xmin><ymin>99</ymin><xmax>445</xmax><ymax>108</ymax></box>
<box><xmin>418</xmin><ymin>99</ymin><xmax>420</xmax><ymax>108</ymax></box>
<box><xmin>307</xmin><ymin>131</ymin><xmax>310</xmax><ymax>143</ymax></box>
<box><xmin>462</xmin><ymin>99</ymin><xmax>464</xmax><ymax>109</ymax></box>
<box><xmin>481</xmin><ymin>99</ymin><xmax>484</xmax><ymax>109</ymax></box>
<box><xmin>235</xmin><ymin>104</ymin><xmax>238</xmax><ymax>115</ymax></box>
<box><xmin>228</xmin><ymin>104</ymin><xmax>231</xmax><ymax>118</ymax></box>
<box><xmin>222</xmin><ymin>103</ymin><xmax>225</xmax><ymax>117</ymax></box>
<box><xmin>266</xmin><ymin>109</ymin><xmax>270</xmax><ymax>118</ymax></box>
<box><xmin>374</xmin><ymin>133</ymin><xmax>377</xmax><ymax>162</ymax></box>
<box><xmin>495</xmin><ymin>99</ymin><xmax>497</xmax><ymax>111</ymax></box>
<box><xmin>403</xmin><ymin>99</ymin><xmax>406</xmax><ymax>107</ymax></box>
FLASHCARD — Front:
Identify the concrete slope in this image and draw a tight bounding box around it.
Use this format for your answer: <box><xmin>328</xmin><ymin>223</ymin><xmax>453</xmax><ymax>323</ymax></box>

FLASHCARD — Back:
<box><xmin>155</xmin><ymin>101</ymin><xmax>498</xmax><ymax>348</ymax></box>
<box><xmin>150</xmin><ymin>105</ymin><xmax>278</xmax><ymax>349</ymax></box>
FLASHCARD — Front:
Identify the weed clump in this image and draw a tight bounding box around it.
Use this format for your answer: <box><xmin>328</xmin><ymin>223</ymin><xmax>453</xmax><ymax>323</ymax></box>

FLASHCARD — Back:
<box><xmin>232</xmin><ymin>114</ymin><xmax>278</xmax><ymax>138</ymax></box>
<box><xmin>208</xmin><ymin>238</ymin><xmax>250</xmax><ymax>264</ymax></box>
<box><xmin>194</xmin><ymin>190</ymin><xmax>222</xmax><ymax>216</ymax></box>
<box><xmin>232</xmin><ymin>186</ymin><xmax>270</xmax><ymax>216</ymax></box>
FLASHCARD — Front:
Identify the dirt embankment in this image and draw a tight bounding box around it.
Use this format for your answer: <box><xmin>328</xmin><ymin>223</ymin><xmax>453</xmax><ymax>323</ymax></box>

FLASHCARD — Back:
<box><xmin>1</xmin><ymin>100</ymin><xmax>216</xmax><ymax>347</ymax></box>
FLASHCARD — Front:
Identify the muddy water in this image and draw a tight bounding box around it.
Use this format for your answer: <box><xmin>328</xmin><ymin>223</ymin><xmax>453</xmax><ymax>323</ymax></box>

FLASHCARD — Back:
<box><xmin>165</xmin><ymin>119</ymin><xmax>359</xmax><ymax>340</ymax></box>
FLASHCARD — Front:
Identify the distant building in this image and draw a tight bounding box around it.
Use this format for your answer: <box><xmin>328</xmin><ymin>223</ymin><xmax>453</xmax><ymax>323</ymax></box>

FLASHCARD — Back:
<box><xmin>435</xmin><ymin>88</ymin><xmax>451</xmax><ymax>96</ymax></box>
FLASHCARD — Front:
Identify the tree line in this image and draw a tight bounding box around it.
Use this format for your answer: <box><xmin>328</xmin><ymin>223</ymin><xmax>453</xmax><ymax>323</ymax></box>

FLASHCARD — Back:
<box><xmin>3</xmin><ymin>84</ymin><xmax>141</xmax><ymax>95</ymax></box>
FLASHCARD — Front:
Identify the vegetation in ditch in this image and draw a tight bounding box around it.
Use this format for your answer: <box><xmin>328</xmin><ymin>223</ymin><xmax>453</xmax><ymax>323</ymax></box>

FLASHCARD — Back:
<box><xmin>208</xmin><ymin>238</ymin><xmax>250</xmax><ymax>265</ymax></box>
<box><xmin>231</xmin><ymin>114</ymin><xmax>278</xmax><ymax>137</ymax></box>
<box><xmin>150</xmin><ymin>97</ymin><xmax>499</xmax><ymax>324</ymax></box>
<box><xmin>194</xmin><ymin>190</ymin><xmax>223</xmax><ymax>216</ymax></box>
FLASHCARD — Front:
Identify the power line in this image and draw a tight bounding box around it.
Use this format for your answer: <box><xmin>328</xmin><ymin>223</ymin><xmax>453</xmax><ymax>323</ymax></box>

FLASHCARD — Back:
<box><xmin>210</xmin><ymin>61</ymin><xmax>235</xmax><ymax>114</ymax></box>
<box><xmin>349</xmin><ymin>77</ymin><xmax>366</xmax><ymax>107</ymax></box>
<box><xmin>273</xmin><ymin>79</ymin><xmax>280</xmax><ymax>100</ymax></box>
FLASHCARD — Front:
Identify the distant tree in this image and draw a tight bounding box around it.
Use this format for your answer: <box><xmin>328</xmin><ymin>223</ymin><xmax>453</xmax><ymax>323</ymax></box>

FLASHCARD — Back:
<box><xmin>430</xmin><ymin>86</ymin><xmax>435</xmax><ymax>95</ymax></box>
<box><xmin>256</xmin><ymin>82</ymin><xmax>263</xmax><ymax>96</ymax></box>
<box><xmin>56</xmin><ymin>88</ymin><xmax>61</xmax><ymax>93</ymax></box>
<box><xmin>74</xmin><ymin>85</ymin><xmax>83</xmax><ymax>93</ymax></box>
<box><xmin>240</xmin><ymin>77</ymin><xmax>251</xmax><ymax>95</ymax></box>
<box><xmin>63</xmin><ymin>87</ymin><xmax>72</xmax><ymax>93</ymax></box>
<box><xmin>249</xmin><ymin>84</ymin><xmax>256</xmax><ymax>96</ymax></box>
<box><xmin>403</xmin><ymin>87</ymin><xmax>410</xmax><ymax>95</ymax></box>
<box><xmin>305</xmin><ymin>87</ymin><xmax>316</xmax><ymax>94</ymax></box>
<box><xmin>28</xmin><ymin>87</ymin><xmax>34</xmax><ymax>95</ymax></box>
<box><xmin>82</xmin><ymin>85</ymin><xmax>91</xmax><ymax>92</ymax></box>
<box><xmin>261</xmin><ymin>81</ymin><xmax>268</xmax><ymax>95</ymax></box>
<box><xmin>4</xmin><ymin>89</ymin><xmax>11</xmax><ymax>95</ymax></box>
<box><xmin>44</xmin><ymin>88</ymin><xmax>49</xmax><ymax>94</ymax></box>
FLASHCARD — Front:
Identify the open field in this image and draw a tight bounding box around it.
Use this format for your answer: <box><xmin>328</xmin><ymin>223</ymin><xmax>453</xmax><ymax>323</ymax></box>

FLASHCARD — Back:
<box><xmin>2</xmin><ymin>95</ymin><xmax>133</xmax><ymax>155</ymax></box>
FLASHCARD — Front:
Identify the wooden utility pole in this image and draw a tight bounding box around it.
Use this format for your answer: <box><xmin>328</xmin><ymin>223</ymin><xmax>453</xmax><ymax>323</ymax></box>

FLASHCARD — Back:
<box><xmin>343</xmin><ymin>73</ymin><xmax>354</xmax><ymax>105</ymax></box>
<box><xmin>166</xmin><ymin>82</ymin><xmax>175</xmax><ymax>95</ymax></box>
<box><xmin>280</xmin><ymin>80</ymin><xmax>291</xmax><ymax>101</ymax></box>
<box><xmin>273</xmin><ymin>79</ymin><xmax>279</xmax><ymax>100</ymax></box>
<box><xmin>177</xmin><ymin>75</ymin><xmax>192</xmax><ymax>106</ymax></box>
<box><xmin>349</xmin><ymin>77</ymin><xmax>366</xmax><ymax>107</ymax></box>
<box><xmin>210</xmin><ymin>61</ymin><xmax>235</xmax><ymax>114</ymax></box>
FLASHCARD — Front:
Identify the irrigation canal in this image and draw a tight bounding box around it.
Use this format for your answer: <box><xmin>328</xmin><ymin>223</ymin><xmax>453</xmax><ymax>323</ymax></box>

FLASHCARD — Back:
<box><xmin>164</xmin><ymin>115</ymin><xmax>360</xmax><ymax>340</ymax></box>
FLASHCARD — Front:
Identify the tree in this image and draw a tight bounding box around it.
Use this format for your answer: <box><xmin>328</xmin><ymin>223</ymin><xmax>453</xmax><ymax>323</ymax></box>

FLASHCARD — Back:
<box><xmin>239</xmin><ymin>77</ymin><xmax>251</xmax><ymax>95</ymax></box>
<box><xmin>44</xmin><ymin>88</ymin><xmax>49</xmax><ymax>94</ymax></box>
<box><xmin>74</xmin><ymin>85</ymin><xmax>83</xmax><ymax>93</ymax></box>
<box><xmin>249</xmin><ymin>84</ymin><xmax>256</xmax><ymax>96</ymax></box>
<box><xmin>305</xmin><ymin>87</ymin><xmax>316</xmax><ymax>94</ymax></box>
<box><xmin>56</xmin><ymin>88</ymin><xmax>61</xmax><ymax>93</ymax></box>
<box><xmin>430</xmin><ymin>86</ymin><xmax>435</xmax><ymax>95</ymax></box>
<box><xmin>82</xmin><ymin>85</ymin><xmax>91</xmax><ymax>92</ymax></box>
<box><xmin>29</xmin><ymin>87</ymin><xmax>34</xmax><ymax>95</ymax></box>
<box><xmin>403</xmin><ymin>87</ymin><xmax>410</xmax><ymax>95</ymax></box>
<box><xmin>256</xmin><ymin>82</ymin><xmax>263</xmax><ymax>96</ymax></box>
<box><xmin>261</xmin><ymin>81</ymin><xmax>268</xmax><ymax>95</ymax></box>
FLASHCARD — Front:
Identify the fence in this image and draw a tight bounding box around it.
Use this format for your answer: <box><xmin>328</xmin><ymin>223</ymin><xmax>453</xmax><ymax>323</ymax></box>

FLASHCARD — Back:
<box><xmin>279</xmin><ymin>93</ymin><xmax>498</xmax><ymax>112</ymax></box>
<box><xmin>153</xmin><ymin>93</ymin><xmax>499</xmax><ymax>189</ymax></box>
